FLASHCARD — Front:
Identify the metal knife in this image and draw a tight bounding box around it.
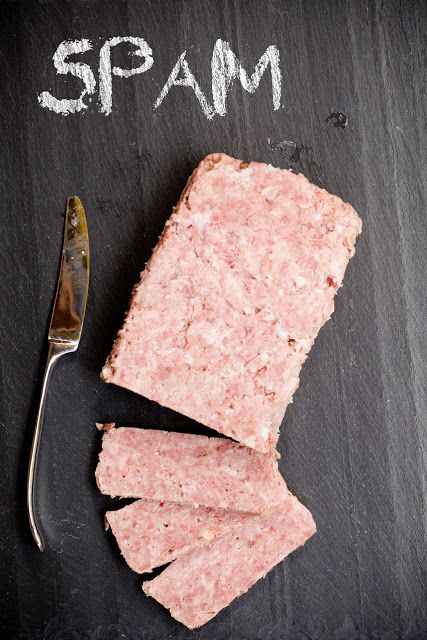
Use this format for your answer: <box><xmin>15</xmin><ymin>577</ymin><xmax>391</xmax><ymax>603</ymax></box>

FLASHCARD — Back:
<box><xmin>27</xmin><ymin>196</ymin><xmax>90</xmax><ymax>551</ymax></box>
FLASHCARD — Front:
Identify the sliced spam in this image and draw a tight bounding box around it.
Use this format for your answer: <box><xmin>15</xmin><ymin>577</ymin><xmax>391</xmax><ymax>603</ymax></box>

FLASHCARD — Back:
<box><xmin>143</xmin><ymin>492</ymin><xmax>316</xmax><ymax>629</ymax></box>
<box><xmin>96</xmin><ymin>426</ymin><xmax>288</xmax><ymax>513</ymax></box>
<box><xmin>106</xmin><ymin>498</ymin><xmax>254</xmax><ymax>574</ymax></box>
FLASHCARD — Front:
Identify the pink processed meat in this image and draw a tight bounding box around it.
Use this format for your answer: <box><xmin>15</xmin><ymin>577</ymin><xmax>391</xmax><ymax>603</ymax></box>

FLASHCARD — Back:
<box><xmin>95</xmin><ymin>426</ymin><xmax>288</xmax><ymax>513</ymax></box>
<box><xmin>106</xmin><ymin>498</ymin><xmax>253</xmax><ymax>574</ymax></box>
<box><xmin>143</xmin><ymin>493</ymin><xmax>316</xmax><ymax>629</ymax></box>
<box><xmin>102</xmin><ymin>153</ymin><xmax>361</xmax><ymax>453</ymax></box>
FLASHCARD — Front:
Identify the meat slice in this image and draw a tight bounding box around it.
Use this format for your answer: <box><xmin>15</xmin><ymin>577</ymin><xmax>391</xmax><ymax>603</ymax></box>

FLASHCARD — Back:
<box><xmin>102</xmin><ymin>153</ymin><xmax>361</xmax><ymax>453</ymax></box>
<box><xmin>106</xmin><ymin>498</ymin><xmax>253</xmax><ymax>574</ymax></box>
<box><xmin>143</xmin><ymin>493</ymin><xmax>316</xmax><ymax>629</ymax></box>
<box><xmin>95</xmin><ymin>426</ymin><xmax>288</xmax><ymax>513</ymax></box>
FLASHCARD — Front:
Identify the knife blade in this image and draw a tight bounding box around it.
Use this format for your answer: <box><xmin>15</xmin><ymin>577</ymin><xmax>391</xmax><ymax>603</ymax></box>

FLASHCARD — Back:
<box><xmin>27</xmin><ymin>196</ymin><xmax>90</xmax><ymax>551</ymax></box>
<box><xmin>49</xmin><ymin>195</ymin><xmax>90</xmax><ymax>344</ymax></box>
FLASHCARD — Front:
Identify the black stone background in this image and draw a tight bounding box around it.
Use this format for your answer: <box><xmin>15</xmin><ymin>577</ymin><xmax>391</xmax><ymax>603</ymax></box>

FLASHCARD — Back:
<box><xmin>0</xmin><ymin>1</ymin><xmax>426</xmax><ymax>638</ymax></box>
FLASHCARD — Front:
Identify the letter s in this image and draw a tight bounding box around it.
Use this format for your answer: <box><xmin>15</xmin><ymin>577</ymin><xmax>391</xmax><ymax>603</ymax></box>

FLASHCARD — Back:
<box><xmin>38</xmin><ymin>39</ymin><xmax>96</xmax><ymax>115</ymax></box>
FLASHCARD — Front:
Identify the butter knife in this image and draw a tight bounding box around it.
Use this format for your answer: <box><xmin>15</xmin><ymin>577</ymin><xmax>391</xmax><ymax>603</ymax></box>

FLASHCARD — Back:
<box><xmin>27</xmin><ymin>196</ymin><xmax>90</xmax><ymax>551</ymax></box>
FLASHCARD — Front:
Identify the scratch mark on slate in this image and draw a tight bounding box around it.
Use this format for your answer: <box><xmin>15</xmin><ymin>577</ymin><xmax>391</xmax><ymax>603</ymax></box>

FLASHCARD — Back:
<box><xmin>269</xmin><ymin>139</ymin><xmax>297</xmax><ymax>151</ymax></box>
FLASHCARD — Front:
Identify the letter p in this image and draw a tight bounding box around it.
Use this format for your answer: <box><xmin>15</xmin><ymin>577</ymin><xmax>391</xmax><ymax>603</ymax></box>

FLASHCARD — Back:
<box><xmin>99</xmin><ymin>36</ymin><xmax>153</xmax><ymax>115</ymax></box>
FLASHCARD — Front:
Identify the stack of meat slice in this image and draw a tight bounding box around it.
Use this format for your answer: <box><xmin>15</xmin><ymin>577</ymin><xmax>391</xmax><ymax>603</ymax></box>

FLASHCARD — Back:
<box><xmin>96</xmin><ymin>425</ymin><xmax>316</xmax><ymax>628</ymax></box>
<box><xmin>97</xmin><ymin>153</ymin><xmax>361</xmax><ymax>628</ymax></box>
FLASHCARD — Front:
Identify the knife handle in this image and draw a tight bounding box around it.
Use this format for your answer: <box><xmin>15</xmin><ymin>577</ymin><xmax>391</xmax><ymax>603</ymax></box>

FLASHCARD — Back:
<box><xmin>27</xmin><ymin>341</ymin><xmax>74</xmax><ymax>551</ymax></box>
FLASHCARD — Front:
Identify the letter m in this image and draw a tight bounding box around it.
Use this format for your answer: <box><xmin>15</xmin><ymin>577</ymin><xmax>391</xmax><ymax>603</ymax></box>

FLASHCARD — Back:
<box><xmin>211</xmin><ymin>40</ymin><xmax>282</xmax><ymax>116</ymax></box>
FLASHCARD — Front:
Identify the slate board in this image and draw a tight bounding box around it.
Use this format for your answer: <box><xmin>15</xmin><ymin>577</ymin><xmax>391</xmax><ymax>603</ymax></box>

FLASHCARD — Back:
<box><xmin>1</xmin><ymin>1</ymin><xmax>426</xmax><ymax>639</ymax></box>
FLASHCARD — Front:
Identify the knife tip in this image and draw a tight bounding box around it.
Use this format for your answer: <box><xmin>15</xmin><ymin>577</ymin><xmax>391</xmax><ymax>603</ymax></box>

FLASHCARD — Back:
<box><xmin>67</xmin><ymin>195</ymin><xmax>82</xmax><ymax>207</ymax></box>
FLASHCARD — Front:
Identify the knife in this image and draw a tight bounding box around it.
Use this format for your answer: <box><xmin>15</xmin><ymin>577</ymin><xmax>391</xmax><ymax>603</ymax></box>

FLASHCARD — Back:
<box><xmin>27</xmin><ymin>196</ymin><xmax>90</xmax><ymax>551</ymax></box>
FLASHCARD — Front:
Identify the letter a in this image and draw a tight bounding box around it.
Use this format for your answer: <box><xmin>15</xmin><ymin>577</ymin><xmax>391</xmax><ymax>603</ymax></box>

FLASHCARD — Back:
<box><xmin>154</xmin><ymin>52</ymin><xmax>215</xmax><ymax>120</ymax></box>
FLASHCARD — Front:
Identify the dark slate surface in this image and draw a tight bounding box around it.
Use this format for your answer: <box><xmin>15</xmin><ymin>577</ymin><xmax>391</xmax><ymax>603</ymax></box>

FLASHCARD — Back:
<box><xmin>0</xmin><ymin>1</ymin><xmax>426</xmax><ymax>638</ymax></box>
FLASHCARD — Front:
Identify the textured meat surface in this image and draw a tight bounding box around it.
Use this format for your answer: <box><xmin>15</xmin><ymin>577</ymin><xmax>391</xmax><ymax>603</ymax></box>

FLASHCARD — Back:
<box><xmin>106</xmin><ymin>498</ymin><xmax>253</xmax><ymax>574</ymax></box>
<box><xmin>102</xmin><ymin>153</ymin><xmax>361</xmax><ymax>452</ymax></box>
<box><xmin>95</xmin><ymin>426</ymin><xmax>288</xmax><ymax>513</ymax></box>
<box><xmin>143</xmin><ymin>493</ymin><xmax>316</xmax><ymax>629</ymax></box>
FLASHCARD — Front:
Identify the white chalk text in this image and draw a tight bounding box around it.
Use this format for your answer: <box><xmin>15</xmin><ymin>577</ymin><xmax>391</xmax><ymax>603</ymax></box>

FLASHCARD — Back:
<box><xmin>38</xmin><ymin>38</ymin><xmax>282</xmax><ymax>118</ymax></box>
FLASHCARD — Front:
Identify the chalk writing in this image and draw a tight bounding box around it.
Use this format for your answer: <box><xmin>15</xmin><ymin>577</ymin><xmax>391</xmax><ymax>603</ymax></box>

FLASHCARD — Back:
<box><xmin>99</xmin><ymin>37</ymin><xmax>153</xmax><ymax>115</ymax></box>
<box><xmin>212</xmin><ymin>40</ymin><xmax>281</xmax><ymax>116</ymax></box>
<box><xmin>38</xmin><ymin>38</ymin><xmax>282</xmax><ymax>118</ymax></box>
<box><xmin>38</xmin><ymin>39</ymin><xmax>96</xmax><ymax>115</ymax></box>
<box><xmin>154</xmin><ymin>51</ymin><xmax>215</xmax><ymax>120</ymax></box>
